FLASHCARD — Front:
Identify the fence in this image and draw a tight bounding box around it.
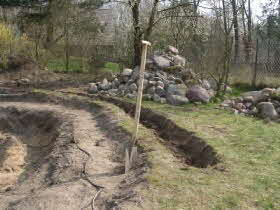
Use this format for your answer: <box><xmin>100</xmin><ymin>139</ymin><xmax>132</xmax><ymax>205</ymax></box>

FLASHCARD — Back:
<box><xmin>231</xmin><ymin>38</ymin><xmax>280</xmax><ymax>87</ymax></box>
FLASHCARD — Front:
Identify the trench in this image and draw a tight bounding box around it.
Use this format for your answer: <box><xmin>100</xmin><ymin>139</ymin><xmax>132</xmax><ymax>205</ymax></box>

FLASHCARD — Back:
<box><xmin>98</xmin><ymin>96</ymin><xmax>220</xmax><ymax>168</ymax></box>
<box><xmin>0</xmin><ymin>107</ymin><xmax>61</xmax><ymax>192</ymax></box>
<box><xmin>52</xmin><ymin>90</ymin><xmax>220</xmax><ymax>168</ymax></box>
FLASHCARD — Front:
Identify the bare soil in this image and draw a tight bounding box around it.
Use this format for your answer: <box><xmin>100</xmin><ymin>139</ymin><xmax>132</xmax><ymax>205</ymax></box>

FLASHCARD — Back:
<box><xmin>0</xmin><ymin>101</ymin><xmax>146</xmax><ymax>210</ymax></box>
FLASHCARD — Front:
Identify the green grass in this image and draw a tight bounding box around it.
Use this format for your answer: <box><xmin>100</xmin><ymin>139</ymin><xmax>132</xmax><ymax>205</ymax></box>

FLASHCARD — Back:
<box><xmin>103</xmin><ymin>62</ymin><xmax>120</xmax><ymax>73</ymax></box>
<box><xmin>47</xmin><ymin>57</ymin><xmax>89</xmax><ymax>73</ymax></box>
<box><xmin>137</xmin><ymin>101</ymin><xmax>280</xmax><ymax>209</ymax></box>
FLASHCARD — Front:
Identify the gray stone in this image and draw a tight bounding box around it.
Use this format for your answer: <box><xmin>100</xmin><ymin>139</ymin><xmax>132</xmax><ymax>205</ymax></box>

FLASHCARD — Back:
<box><xmin>276</xmin><ymin>107</ymin><xmax>280</xmax><ymax>114</ymax></box>
<box><xmin>126</xmin><ymin>93</ymin><xmax>136</xmax><ymax>99</ymax></box>
<box><xmin>168</xmin><ymin>76</ymin><xmax>175</xmax><ymax>81</ymax></box>
<box><xmin>157</xmin><ymin>81</ymin><xmax>164</xmax><ymax>88</ymax></box>
<box><xmin>111</xmin><ymin>78</ymin><xmax>120</xmax><ymax>89</ymax></box>
<box><xmin>186</xmin><ymin>86</ymin><xmax>211</xmax><ymax>103</ymax></box>
<box><xmin>173</xmin><ymin>55</ymin><xmax>186</xmax><ymax>66</ymax></box>
<box><xmin>155</xmin><ymin>86</ymin><xmax>166</xmax><ymax>97</ymax></box>
<box><xmin>257</xmin><ymin>102</ymin><xmax>278</xmax><ymax>120</ymax></box>
<box><xmin>108</xmin><ymin>88</ymin><xmax>118</xmax><ymax>94</ymax></box>
<box><xmin>149</xmin><ymin>81</ymin><xmax>157</xmax><ymax>86</ymax></box>
<box><xmin>174</xmin><ymin>78</ymin><xmax>183</xmax><ymax>84</ymax></box>
<box><xmin>166</xmin><ymin>45</ymin><xmax>179</xmax><ymax>55</ymax></box>
<box><xmin>143</xmin><ymin>94</ymin><xmax>152</xmax><ymax>101</ymax></box>
<box><xmin>147</xmin><ymin>86</ymin><xmax>156</xmax><ymax>95</ymax></box>
<box><xmin>152</xmin><ymin>55</ymin><xmax>171</xmax><ymax>69</ymax></box>
<box><xmin>88</xmin><ymin>83</ymin><xmax>98</xmax><ymax>94</ymax></box>
<box><xmin>153</xmin><ymin>94</ymin><xmax>161</xmax><ymax>103</ymax></box>
<box><xmin>153</xmin><ymin>77</ymin><xmax>163</xmax><ymax>81</ymax></box>
<box><xmin>201</xmin><ymin>80</ymin><xmax>211</xmax><ymax>90</ymax></box>
<box><xmin>242</xmin><ymin>91</ymin><xmax>269</xmax><ymax>103</ymax></box>
<box><xmin>122</xmin><ymin>68</ymin><xmax>133</xmax><ymax>76</ymax></box>
<box><xmin>129</xmin><ymin>83</ymin><xmax>138</xmax><ymax>92</ymax></box>
<box><xmin>234</xmin><ymin>103</ymin><xmax>245</xmax><ymax>111</ymax></box>
<box><xmin>167</xmin><ymin>84</ymin><xmax>187</xmax><ymax>96</ymax></box>
<box><xmin>208</xmin><ymin>78</ymin><xmax>218</xmax><ymax>90</ymax></box>
<box><xmin>100</xmin><ymin>78</ymin><xmax>110</xmax><ymax>90</ymax></box>
<box><xmin>221</xmin><ymin>99</ymin><xmax>233</xmax><ymax>107</ymax></box>
<box><xmin>262</xmin><ymin>88</ymin><xmax>276</xmax><ymax>95</ymax></box>
<box><xmin>160</xmin><ymin>98</ymin><xmax>167</xmax><ymax>104</ymax></box>
<box><xmin>248</xmin><ymin>107</ymin><xmax>258</xmax><ymax>116</ymax></box>
<box><xmin>272</xmin><ymin>100</ymin><xmax>280</xmax><ymax>108</ymax></box>
<box><xmin>208</xmin><ymin>89</ymin><xmax>216</xmax><ymax>98</ymax></box>
<box><xmin>167</xmin><ymin>95</ymin><xmax>189</xmax><ymax>106</ymax></box>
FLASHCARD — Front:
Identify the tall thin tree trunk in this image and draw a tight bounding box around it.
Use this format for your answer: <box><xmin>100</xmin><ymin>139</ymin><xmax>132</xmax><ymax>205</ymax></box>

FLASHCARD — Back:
<box><xmin>247</xmin><ymin>0</ymin><xmax>252</xmax><ymax>62</ymax></box>
<box><xmin>131</xmin><ymin>0</ymin><xmax>141</xmax><ymax>66</ymax></box>
<box><xmin>46</xmin><ymin>0</ymin><xmax>54</xmax><ymax>48</ymax></box>
<box><xmin>231</xmin><ymin>0</ymin><xmax>239</xmax><ymax>63</ymax></box>
<box><xmin>144</xmin><ymin>0</ymin><xmax>159</xmax><ymax>41</ymax></box>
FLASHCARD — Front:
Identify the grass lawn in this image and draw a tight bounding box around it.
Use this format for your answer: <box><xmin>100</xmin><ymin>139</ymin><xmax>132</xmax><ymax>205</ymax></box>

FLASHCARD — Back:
<box><xmin>47</xmin><ymin>57</ymin><xmax>89</xmax><ymax>73</ymax></box>
<box><xmin>47</xmin><ymin>59</ymin><xmax>121</xmax><ymax>75</ymax></box>
<box><xmin>96</xmin><ymin>98</ymin><xmax>280</xmax><ymax>209</ymax></box>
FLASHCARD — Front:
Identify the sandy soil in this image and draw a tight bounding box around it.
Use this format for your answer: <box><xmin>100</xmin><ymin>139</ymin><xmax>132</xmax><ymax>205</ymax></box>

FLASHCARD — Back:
<box><xmin>0</xmin><ymin>102</ymin><xmax>144</xmax><ymax>210</ymax></box>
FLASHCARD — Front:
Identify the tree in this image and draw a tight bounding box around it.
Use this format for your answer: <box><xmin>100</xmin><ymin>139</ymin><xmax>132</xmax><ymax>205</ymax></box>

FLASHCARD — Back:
<box><xmin>231</xmin><ymin>0</ymin><xmax>239</xmax><ymax>63</ymax></box>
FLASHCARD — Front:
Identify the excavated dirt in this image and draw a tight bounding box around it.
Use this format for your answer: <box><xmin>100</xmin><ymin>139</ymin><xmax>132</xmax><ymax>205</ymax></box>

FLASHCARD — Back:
<box><xmin>0</xmin><ymin>100</ymin><xmax>146</xmax><ymax>210</ymax></box>
<box><xmin>55</xmin><ymin>90</ymin><xmax>219</xmax><ymax>168</ymax></box>
<box><xmin>98</xmin><ymin>96</ymin><xmax>219</xmax><ymax>168</ymax></box>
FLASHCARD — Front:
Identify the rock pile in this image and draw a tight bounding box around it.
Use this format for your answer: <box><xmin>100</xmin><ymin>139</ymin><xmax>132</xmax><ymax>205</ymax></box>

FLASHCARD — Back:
<box><xmin>88</xmin><ymin>46</ymin><xmax>225</xmax><ymax>106</ymax></box>
<box><xmin>221</xmin><ymin>88</ymin><xmax>280</xmax><ymax>121</ymax></box>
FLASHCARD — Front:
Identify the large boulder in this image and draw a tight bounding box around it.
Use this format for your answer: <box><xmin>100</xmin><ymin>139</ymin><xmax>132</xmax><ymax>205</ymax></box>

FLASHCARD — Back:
<box><xmin>242</xmin><ymin>91</ymin><xmax>269</xmax><ymax>103</ymax></box>
<box><xmin>166</xmin><ymin>95</ymin><xmax>189</xmax><ymax>106</ymax></box>
<box><xmin>88</xmin><ymin>83</ymin><xmax>98</xmax><ymax>94</ymax></box>
<box><xmin>186</xmin><ymin>86</ymin><xmax>211</xmax><ymax>103</ymax></box>
<box><xmin>166</xmin><ymin>84</ymin><xmax>187</xmax><ymax>96</ymax></box>
<box><xmin>257</xmin><ymin>102</ymin><xmax>279</xmax><ymax>120</ymax></box>
<box><xmin>152</xmin><ymin>55</ymin><xmax>171</xmax><ymax>69</ymax></box>
<box><xmin>173</xmin><ymin>55</ymin><xmax>186</xmax><ymax>67</ymax></box>
<box><xmin>166</xmin><ymin>45</ymin><xmax>179</xmax><ymax>55</ymax></box>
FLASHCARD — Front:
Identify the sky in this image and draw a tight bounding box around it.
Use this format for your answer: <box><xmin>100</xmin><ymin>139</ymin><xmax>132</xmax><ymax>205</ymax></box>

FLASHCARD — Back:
<box><xmin>252</xmin><ymin>0</ymin><xmax>268</xmax><ymax>18</ymax></box>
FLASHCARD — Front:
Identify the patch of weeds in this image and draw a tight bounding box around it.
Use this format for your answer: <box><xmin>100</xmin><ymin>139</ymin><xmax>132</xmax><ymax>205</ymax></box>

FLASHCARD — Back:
<box><xmin>104</xmin><ymin>62</ymin><xmax>120</xmax><ymax>73</ymax></box>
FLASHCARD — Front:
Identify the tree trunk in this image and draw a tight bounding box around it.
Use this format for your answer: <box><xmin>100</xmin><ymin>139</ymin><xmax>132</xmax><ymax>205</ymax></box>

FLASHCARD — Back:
<box><xmin>144</xmin><ymin>0</ymin><xmax>159</xmax><ymax>41</ymax></box>
<box><xmin>46</xmin><ymin>0</ymin><xmax>54</xmax><ymax>48</ymax></box>
<box><xmin>231</xmin><ymin>0</ymin><xmax>239</xmax><ymax>63</ymax></box>
<box><xmin>247</xmin><ymin>0</ymin><xmax>252</xmax><ymax>62</ymax></box>
<box><xmin>131</xmin><ymin>0</ymin><xmax>141</xmax><ymax>66</ymax></box>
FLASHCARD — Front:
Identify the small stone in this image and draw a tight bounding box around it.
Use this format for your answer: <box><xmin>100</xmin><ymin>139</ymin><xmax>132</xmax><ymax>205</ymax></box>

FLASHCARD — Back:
<box><xmin>143</xmin><ymin>94</ymin><xmax>152</xmax><ymax>101</ymax></box>
<box><xmin>160</xmin><ymin>98</ymin><xmax>166</xmax><ymax>104</ymax></box>
<box><xmin>122</xmin><ymin>68</ymin><xmax>133</xmax><ymax>76</ymax></box>
<box><xmin>147</xmin><ymin>86</ymin><xmax>156</xmax><ymax>95</ymax></box>
<box><xmin>166</xmin><ymin>95</ymin><xmax>189</xmax><ymax>106</ymax></box>
<box><xmin>126</xmin><ymin>93</ymin><xmax>136</xmax><ymax>99</ymax></box>
<box><xmin>129</xmin><ymin>83</ymin><xmax>138</xmax><ymax>92</ymax></box>
<box><xmin>174</xmin><ymin>78</ymin><xmax>183</xmax><ymax>84</ymax></box>
<box><xmin>201</xmin><ymin>80</ymin><xmax>211</xmax><ymax>90</ymax></box>
<box><xmin>166</xmin><ymin>45</ymin><xmax>179</xmax><ymax>55</ymax></box>
<box><xmin>88</xmin><ymin>83</ymin><xmax>98</xmax><ymax>94</ymax></box>
<box><xmin>153</xmin><ymin>94</ymin><xmax>161</xmax><ymax>103</ymax></box>
<box><xmin>157</xmin><ymin>81</ymin><xmax>164</xmax><ymax>88</ymax></box>
<box><xmin>173</xmin><ymin>55</ymin><xmax>186</xmax><ymax>66</ymax></box>
<box><xmin>155</xmin><ymin>86</ymin><xmax>166</xmax><ymax>97</ymax></box>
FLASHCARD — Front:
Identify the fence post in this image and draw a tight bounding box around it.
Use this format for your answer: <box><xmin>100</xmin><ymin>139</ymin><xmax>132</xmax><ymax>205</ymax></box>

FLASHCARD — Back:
<box><xmin>252</xmin><ymin>38</ymin><xmax>259</xmax><ymax>87</ymax></box>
